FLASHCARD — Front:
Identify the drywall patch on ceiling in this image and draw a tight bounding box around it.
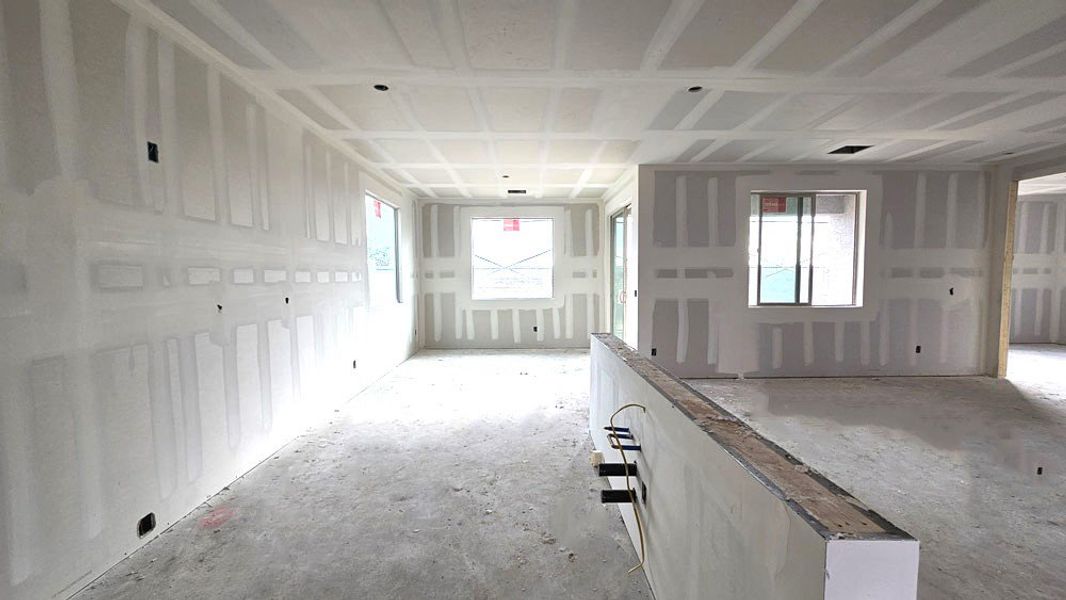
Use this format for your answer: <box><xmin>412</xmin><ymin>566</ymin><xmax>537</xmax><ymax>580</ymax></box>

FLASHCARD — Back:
<box><xmin>406</xmin><ymin>87</ymin><xmax>481</xmax><ymax>132</ymax></box>
<box><xmin>567</xmin><ymin>0</ymin><xmax>671</xmax><ymax>70</ymax></box>
<box><xmin>693</xmin><ymin>91</ymin><xmax>780</xmax><ymax>130</ymax></box>
<box><xmin>317</xmin><ymin>85</ymin><xmax>411</xmax><ymax>131</ymax></box>
<box><xmin>459</xmin><ymin>0</ymin><xmax>555</xmax><ymax>70</ymax></box>
<box><xmin>277</xmin><ymin>89</ymin><xmax>344</xmax><ymax>130</ymax></box>
<box><xmin>481</xmin><ymin>87</ymin><xmax>551</xmax><ymax>132</ymax></box>
<box><xmin>758</xmin><ymin>0</ymin><xmax>920</xmax><ymax>73</ymax></box>
<box><xmin>662</xmin><ymin>0</ymin><xmax>795</xmax><ymax>69</ymax></box>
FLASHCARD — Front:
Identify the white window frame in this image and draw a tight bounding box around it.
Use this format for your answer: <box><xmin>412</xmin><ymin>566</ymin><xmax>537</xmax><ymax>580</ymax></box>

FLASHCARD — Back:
<box><xmin>748</xmin><ymin>190</ymin><xmax>865</xmax><ymax>308</ymax></box>
<box><xmin>365</xmin><ymin>192</ymin><xmax>401</xmax><ymax>305</ymax></box>
<box><xmin>470</xmin><ymin>217</ymin><xmax>555</xmax><ymax>301</ymax></box>
<box><xmin>459</xmin><ymin>206</ymin><xmax>566</xmax><ymax>311</ymax></box>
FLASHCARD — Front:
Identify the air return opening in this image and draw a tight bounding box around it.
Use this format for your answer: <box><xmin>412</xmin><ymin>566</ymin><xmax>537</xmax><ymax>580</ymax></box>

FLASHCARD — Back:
<box><xmin>829</xmin><ymin>145</ymin><xmax>872</xmax><ymax>155</ymax></box>
<box><xmin>137</xmin><ymin>513</ymin><xmax>156</xmax><ymax>537</ymax></box>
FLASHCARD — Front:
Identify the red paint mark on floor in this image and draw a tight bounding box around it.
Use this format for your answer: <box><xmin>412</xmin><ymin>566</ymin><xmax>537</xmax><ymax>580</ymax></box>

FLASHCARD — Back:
<box><xmin>200</xmin><ymin>506</ymin><xmax>235</xmax><ymax>529</ymax></box>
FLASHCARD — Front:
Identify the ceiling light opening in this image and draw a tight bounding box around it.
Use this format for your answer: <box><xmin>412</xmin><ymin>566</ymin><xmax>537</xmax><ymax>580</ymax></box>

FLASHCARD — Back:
<box><xmin>829</xmin><ymin>145</ymin><xmax>873</xmax><ymax>155</ymax></box>
<box><xmin>507</xmin><ymin>189</ymin><xmax>527</xmax><ymax>195</ymax></box>
<box><xmin>373</xmin><ymin>84</ymin><xmax>389</xmax><ymax>92</ymax></box>
<box><xmin>687</xmin><ymin>85</ymin><xmax>703</xmax><ymax>93</ymax></box>
<box><xmin>501</xmin><ymin>174</ymin><xmax>510</xmax><ymax>179</ymax></box>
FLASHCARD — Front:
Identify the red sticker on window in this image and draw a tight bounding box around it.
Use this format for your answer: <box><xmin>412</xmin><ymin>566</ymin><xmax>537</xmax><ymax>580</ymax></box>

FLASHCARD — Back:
<box><xmin>374</xmin><ymin>199</ymin><xmax>382</xmax><ymax>218</ymax></box>
<box><xmin>761</xmin><ymin>196</ymin><xmax>786</xmax><ymax>213</ymax></box>
<box><xmin>503</xmin><ymin>219</ymin><xmax>520</xmax><ymax>232</ymax></box>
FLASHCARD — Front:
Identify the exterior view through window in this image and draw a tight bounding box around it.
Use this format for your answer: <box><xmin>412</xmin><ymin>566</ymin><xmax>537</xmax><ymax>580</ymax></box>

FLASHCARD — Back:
<box><xmin>366</xmin><ymin>194</ymin><xmax>399</xmax><ymax>304</ymax></box>
<box><xmin>748</xmin><ymin>192</ymin><xmax>861</xmax><ymax>306</ymax></box>
<box><xmin>471</xmin><ymin>218</ymin><xmax>553</xmax><ymax>300</ymax></box>
<box><xmin>610</xmin><ymin>206</ymin><xmax>631</xmax><ymax>339</ymax></box>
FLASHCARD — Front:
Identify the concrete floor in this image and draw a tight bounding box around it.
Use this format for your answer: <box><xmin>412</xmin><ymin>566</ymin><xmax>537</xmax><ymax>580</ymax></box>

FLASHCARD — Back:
<box><xmin>686</xmin><ymin>344</ymin><xmax>1066</xmax><ymax>600</ymax></box>
<box><xmin>73</xmin><ymin>350</ymin><xmax>651</xmax><ymax>600</ymax></box>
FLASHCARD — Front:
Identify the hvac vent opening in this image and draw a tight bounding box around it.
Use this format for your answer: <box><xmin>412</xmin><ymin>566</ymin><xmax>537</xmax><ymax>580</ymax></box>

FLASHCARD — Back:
<box><xmin>829</xmin><ymin>145</ymin><xmax>872</xmax><ymax>155</ymax></box>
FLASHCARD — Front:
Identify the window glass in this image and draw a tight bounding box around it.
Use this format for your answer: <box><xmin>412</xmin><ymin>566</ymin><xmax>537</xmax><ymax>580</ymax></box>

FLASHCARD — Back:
<box><xmin>366</xmin><ymin>195</ymin><xmax>398</xmax><ymax>304</ymax></box>
<box><xmin>471</xmin><ymin>218</ymin><xmax>553</xmax><ymax>300</ymax></box>
<box><xmin>749</xmin><ymin>192</ymin><xmax>860</xmax><ymax>306</ymax></box>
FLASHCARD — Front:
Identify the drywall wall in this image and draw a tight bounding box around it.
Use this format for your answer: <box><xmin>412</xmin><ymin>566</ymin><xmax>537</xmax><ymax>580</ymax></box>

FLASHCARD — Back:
<box><xmin>419</xmin><ymin>200</ymin><xmax>601</xmax><ymax>348</ymax></box>
<box><xmin>1009</xmin><ymin>193</ymin><xmax>1065</xmax><ymax>343</ymax></box>
<box><xmin>589</xmin><ymin>335</ymin><xmax>919</xmax><ymax>600</ymax></box>
<box><xmin>0</xmin><ymin>2</ymin><xmax>418</xmax><ymax>600</ymax></box>
<box><xmin>985</xmin><ymin>146</ymin><xmax>1066</xmax><ymax>375</ymax></box>
<box><xmin>636</xmin><ymin>165</ymin><xmax>993</xmax><ymax>378</ymax></box>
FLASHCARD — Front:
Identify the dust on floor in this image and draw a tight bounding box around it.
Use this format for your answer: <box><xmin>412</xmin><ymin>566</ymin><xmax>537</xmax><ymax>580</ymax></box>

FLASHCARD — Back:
<box><xmin>685</xmin><ymin>345</ymin><xmax>1066</xmax><ymax>600</ymax></box>
<box><xmin>73</xmin><ymin>349</ymin><xmax>651</xmax><ymax>600</ymax></box>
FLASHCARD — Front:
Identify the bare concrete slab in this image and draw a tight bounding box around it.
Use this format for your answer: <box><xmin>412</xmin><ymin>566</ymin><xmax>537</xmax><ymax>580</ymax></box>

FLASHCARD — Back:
<box><xmin>685</xmin><ymin>345</ymin><xmax>1066</xmax><ymax>600</ymax></box>
<box><xmin>71</xmin><ymin>350</ymin><xmax>650</xmax><ymax>600</ymax></box>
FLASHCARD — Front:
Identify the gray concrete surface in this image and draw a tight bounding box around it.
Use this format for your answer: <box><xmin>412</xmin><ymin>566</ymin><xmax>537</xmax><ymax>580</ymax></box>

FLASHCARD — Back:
<box><xmin>72</xmin><ymin>350</ymin><xmax>650</xmax><ymax>600</ymax></box>
<box><xmin>686</xmin><ymin>344</ymin><xmax>1066</xmax><ymax>600</ymax></box>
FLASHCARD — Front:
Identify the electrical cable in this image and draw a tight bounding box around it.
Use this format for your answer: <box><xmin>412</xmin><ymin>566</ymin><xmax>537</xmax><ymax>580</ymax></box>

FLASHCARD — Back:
<box><xmin>607</xmin><ymin>402</ymin><xmax>647</xmax><ymax>574</ymax></box>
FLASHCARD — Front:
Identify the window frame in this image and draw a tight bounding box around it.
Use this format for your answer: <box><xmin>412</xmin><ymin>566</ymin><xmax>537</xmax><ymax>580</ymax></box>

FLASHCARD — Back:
<box><xmin>469</xmin><ymin>217</ymin><xmax>555</xmax><ymax>301</ymax></box>
<box><xmin>365</xmin><ymin>192</ymin><xmax>401</xmax><ymax>305</ymax></box>
<box><xmin>749</xmin><ymin>191</ymin><xmax>863</xmax><ymax>308</ymax></box>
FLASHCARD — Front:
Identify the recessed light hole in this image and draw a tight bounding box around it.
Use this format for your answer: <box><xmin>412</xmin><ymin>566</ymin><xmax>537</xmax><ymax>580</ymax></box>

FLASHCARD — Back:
<box><xmin>687</xmin><ymin>86</ymin><xmax>703</xmax><ymax>93</ymax></box>
<box><xmin>373</xmin><ymin>84</ymin><xmax>389</xmax><ymax>92</ymax></box>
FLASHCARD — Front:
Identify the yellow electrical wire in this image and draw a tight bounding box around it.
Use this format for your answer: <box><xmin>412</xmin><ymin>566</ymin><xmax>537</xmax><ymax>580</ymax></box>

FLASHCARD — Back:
<box><xmin>607</xmin><ymin>402</ymin><xmax>647</xmax><ymax>574</ymax></box>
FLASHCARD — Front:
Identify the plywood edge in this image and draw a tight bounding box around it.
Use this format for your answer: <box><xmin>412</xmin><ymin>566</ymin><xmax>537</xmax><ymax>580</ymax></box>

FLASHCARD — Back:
<box><xmin>996</xmin><ymin>180</ymin><xmax>1019</xmax><ymax>378</ymax></box>
<box><xmin>593</xmin><ymin>333</ymin><xmax>915</xmax><ymax>541</ymax></box>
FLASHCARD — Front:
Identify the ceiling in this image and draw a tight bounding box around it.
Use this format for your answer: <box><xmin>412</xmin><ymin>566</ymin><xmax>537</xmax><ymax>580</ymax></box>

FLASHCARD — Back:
<box><xmin>1019</xmin><ymin>171</ymin><xmax>1066</xmax><ymax>195</ymax></box>
<box><xmin>138</xmin><ymin>0</ymin><xmax>1066</xmax><ymax>200</ymax></box>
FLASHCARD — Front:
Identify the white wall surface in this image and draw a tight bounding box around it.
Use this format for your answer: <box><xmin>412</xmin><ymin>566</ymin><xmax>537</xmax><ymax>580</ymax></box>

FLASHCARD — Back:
<box><xmin>0</xmin><ymin>2</ymin><xmax>417</xmax><ymax>599</ymax></box>
<box><xmin>637</xmin><ymin>165</ymin><xmax>993</xmax><ymax>378</ymax></box>
<box><xmin>589</xmin><ymin>336</ymin><xmax>919</xmax><ymax>600</ymax></box>
<box><xmin>419</xmin><ymin>200</ymin><xmax>601</xmax><ymax>348</ymax></box>
<box><xmin>1009</xmin><ymin>193</ymin><xmax>1065</xmax><ymax>344</ymax></box>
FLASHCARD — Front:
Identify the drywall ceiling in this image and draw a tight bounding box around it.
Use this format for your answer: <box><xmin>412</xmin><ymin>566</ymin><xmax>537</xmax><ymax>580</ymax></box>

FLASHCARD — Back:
<box><xmin>130</xmin><ymin>0</ymin><xmax>1066</xmax><ymax>200</ymax></box>
<box><xmin>1019</xmin><ymin>171</ymin><xmax>1066</xmax><ymax>195</ymax></box>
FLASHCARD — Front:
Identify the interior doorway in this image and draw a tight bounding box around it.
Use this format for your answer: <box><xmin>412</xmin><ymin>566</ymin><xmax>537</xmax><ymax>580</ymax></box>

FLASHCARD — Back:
<box><xmin>610</xmin><ymin>206</ymin><xmax>632</xmax><ymax>341</ymax></box>
<box><xmin>1001</xmin><ymin>171</ymin><xmax>1066</xmax><ymax>379</ymax></box>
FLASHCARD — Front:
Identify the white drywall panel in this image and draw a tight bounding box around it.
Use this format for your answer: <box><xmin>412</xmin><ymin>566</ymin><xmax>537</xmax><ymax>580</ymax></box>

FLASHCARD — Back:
<box><xmin>0</xmin><ymin>2</ymin><xmax>417</xmax><ymax>599</ymax></box>
<box><xmin>1010</xmin><ymin>193</ymin><xmax>1065</xmax><ymax>344</ymax></box>
<box><xmin>589</xmin><ymin>336</ymin><xmax>919</xmax><ymax>600</ymax></box>
<box><xmin>636</xmin><ymin>165</ymin><xmax>994</xmax><ymax>377</ymax></box>
<box><xmin>419</xmin><ymin>200</ymin><xmax>601</xmax><ymax>349</ymax></box>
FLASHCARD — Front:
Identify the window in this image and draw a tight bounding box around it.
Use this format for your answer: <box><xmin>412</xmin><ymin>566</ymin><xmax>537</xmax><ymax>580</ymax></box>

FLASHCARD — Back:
<box><xmin>366</xmin><ymin>194</ymin><xmax>399</xmax><ymax>304</ymax></box>
<box><xmin>471</xmin><ymin>218</ymin><xmax>553</xmax><ymax>300</ymax></box>
<box><xmin>748</xmin><ymin>192</ymin><xmax>861</xmax><ymax>306</ymax></box>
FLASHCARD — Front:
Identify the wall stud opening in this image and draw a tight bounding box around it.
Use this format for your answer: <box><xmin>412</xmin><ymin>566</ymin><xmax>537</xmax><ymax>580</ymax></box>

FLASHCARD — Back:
<box><xmin>137</xmin><ymin>513</ymin><xmax>156</xmax><ymax>537</ymax></box>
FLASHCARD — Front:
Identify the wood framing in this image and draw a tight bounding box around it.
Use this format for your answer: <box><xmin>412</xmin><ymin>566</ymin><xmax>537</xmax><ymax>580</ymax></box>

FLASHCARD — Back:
<box><xmin>996</xmin><ymin>180</ymin><xmax>1019</xmax><ymax>378</ymax></box>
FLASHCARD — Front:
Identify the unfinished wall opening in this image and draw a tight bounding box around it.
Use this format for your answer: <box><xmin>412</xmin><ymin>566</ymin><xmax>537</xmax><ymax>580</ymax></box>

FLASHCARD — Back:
<box><xmin>1002</xmin><ymin>171</ymin><xmax>1066</xmax><ymax>378</ymax></box>
<box><xmin>366</xmin><ymin>194</ymin><xmax>400</xmax><ymax>305</ymax></box>
<box><xmin>747</xmin><ymin>192</ymin><xmax>863</xmax><ymax>307</ymax></box>
<box><xmin>137</xmin><ymin>513</ymin><xmax>156</xmax><ymax>537</ymax></box>
<box><xmin>471</xmin><ymin>218</ymin><xmax>554</xmax><ymax>300</ymax></box>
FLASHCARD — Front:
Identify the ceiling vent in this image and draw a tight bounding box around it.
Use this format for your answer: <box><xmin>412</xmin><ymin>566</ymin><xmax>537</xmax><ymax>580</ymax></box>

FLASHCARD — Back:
<box><xmin>507</xmin><ymin>189</ymin><xmax>527</xmax><ymax>195</ymax></box>
<box><xmin>829</xmin><ymin>145</ymin><xmax>873</xmax><ymax>155</ymax></box>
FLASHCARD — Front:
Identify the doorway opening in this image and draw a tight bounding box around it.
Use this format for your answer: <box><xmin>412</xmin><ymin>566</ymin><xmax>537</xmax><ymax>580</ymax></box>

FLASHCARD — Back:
<box><xmin>1000</xmin><ymin>171</ymin><xmax>1066</xmax><ymax>380</ymax></box>
<box><xmin>610</xmin><ymin>206</ymin><xmax>633</xmax><ymax>343</ymax></box>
